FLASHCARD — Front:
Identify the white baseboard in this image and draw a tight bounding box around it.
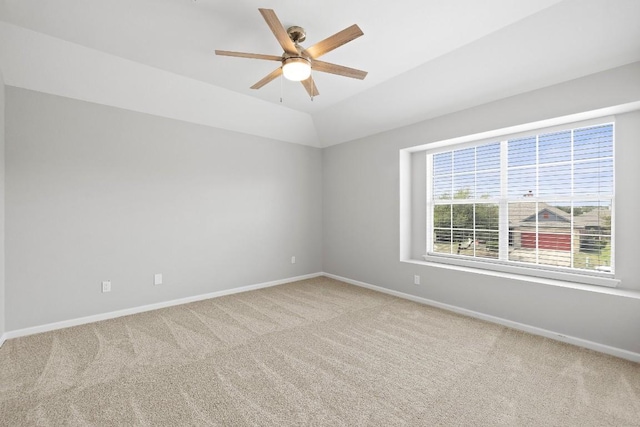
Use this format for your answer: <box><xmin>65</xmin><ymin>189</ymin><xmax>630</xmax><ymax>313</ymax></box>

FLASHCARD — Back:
<box><xmin>6</xmin><ymin>271</ymin><xmax>639</xmax><ymax>363</ymax></box>
<box><xmin>323</xmin><ymin>272</ymin><xmax>640</xmax><ymax>364</ymax></box>
<box><xmin>4</xmin><ymin>272</ymin><xmax>323</xmax><ymax>341</ymax></box>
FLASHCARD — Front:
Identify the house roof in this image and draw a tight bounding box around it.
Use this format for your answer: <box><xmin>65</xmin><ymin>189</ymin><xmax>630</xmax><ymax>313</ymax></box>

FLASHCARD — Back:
<box><xmin>574</xmin><ymin>207</ymin><xmax>611</xmax><ymax>228</ymax></box>
<box><xmin>509</xmin><ymin>202</ymin><xmax>567</xmax><ymax>228</ymax></box>
<box><xmin>509</xmin><ymin>202</ymin><xmax>610</xmax><ymax>229</ymax></box>
<box><xmin>1</xmin><ymin>1</ymin><xmax>639</xmax><ymax>147</ymax></box>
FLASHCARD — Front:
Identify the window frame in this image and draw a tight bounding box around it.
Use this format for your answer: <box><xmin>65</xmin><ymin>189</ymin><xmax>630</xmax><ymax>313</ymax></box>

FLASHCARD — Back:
<box><xmin>423</xmin><ymin>118</ymin><xmax>617</xmax><ymax>288</ymax></box>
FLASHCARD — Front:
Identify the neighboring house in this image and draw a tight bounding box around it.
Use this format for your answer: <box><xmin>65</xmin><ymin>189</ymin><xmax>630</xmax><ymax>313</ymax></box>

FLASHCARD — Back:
<box><xmin>509</xmin><ymin>202</ymin><xmax>610</xmax><ymax>252</ymax></box>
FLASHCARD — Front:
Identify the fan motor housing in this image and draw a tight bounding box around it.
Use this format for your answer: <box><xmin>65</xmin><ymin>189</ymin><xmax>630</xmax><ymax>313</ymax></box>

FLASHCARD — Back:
<box><xmin>287</xmin><ymin>26</ymin><xmax>306</xmax><ymax>44</ymax></box>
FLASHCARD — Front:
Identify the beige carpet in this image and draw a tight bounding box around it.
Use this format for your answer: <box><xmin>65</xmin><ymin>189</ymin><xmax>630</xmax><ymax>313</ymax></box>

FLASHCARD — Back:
<box><xmin>1</xmin><ymin>277</ymin><xmax>639</xmax><ymax>426</ymax></box>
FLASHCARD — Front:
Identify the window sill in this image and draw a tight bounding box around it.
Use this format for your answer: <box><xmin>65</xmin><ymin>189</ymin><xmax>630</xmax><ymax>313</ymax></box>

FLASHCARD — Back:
<box><xmin>400</xmin><ymin>256</ymin><xmax>634</xmax><ymax>298</ymax></box>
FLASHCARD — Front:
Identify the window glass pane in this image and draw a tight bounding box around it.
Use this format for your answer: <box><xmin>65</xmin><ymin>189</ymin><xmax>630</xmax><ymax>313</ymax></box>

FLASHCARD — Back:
<box><xmin>573</xmin><ymin>201</ymin><xmax>612</xmax><ymax>271</ymax></box>
<box><xmin>538</xmin><ymin>164</ymin><xmax>571</xmax><ymax>197</ymax></box>
<box><xmin>574</xmin><ymin>159</ymin><xmax>614</xmax><ymax>196</ymax></box>
<box><xmin>508</xmin><ymin>167</ymin><xmax>536</xmax><ymax>198</ymax></box>
<box><xmin>453</xmin><ymin>148</ymin><xmax>475</xmax><ymax>173</ymax></box>
<box><xmin>456</xmin><ymin>234</ymin><xmax>474</xmax><ymax>253</ymax></box>
<box><xmin>539</xmin><ymin>131</ymin><xmax>571</xmax><ymax>164</ymax></box>
<box><xmin>542</xmin><ymin>202</ymin><xmax>572</xmax><ymax>265</ymax></box>
<box><xmin>508</xmin><ymin>202</ymin><xmax>537</xmax><ymax>263</ymax></box>
<box><xmin>433</xmin><ymin>175</ymin><xmax>452</xmax><ymax>199</ymax></box>
<box><xmin>476</xmin><ymin>143</ymin><xmax>500</xmax><ymax>171</ymax></box>
<box><xmin>539</xmin><ymin>203</ymin><xmax>572</xmax><ymax>263</ymax></box>
<box><xmin>537</xmin><ymin>239</ymin><xmax>572</xmax><ymax>267</ymax></box>
<box><xmin>508</xmin><ymin>136</ymin><xmax>536</xmax><ymax>167</ymax></box>
<box><xmin>474</xmin><ymin>231</ymin><xmax>499</xmax><ymax>259</ymax></box>
<box><xmin>453</xmin><ymin>174</ymin><xmax>474</xmax><ymax>199</ymax></box>
<box><xmin>433</xmin><ymin>229</ymin><xmax>453</xmax><ymax>255</ymax></box>
<box><xmin>433</xmin><ymin>152</ymin><xmax>452</xmax><ymax>176</ymax></box>
<box><xmin>452</xmin><ymin>204</ymin><xmax>474</xmax><ymax>229</ymax></box>
<box><xmin>574</xmin><ymin>124</ymin><xmax>613</xmax><ymax>161</ymax></box>
<box><xmin>433</xmin><ymin>204</ymin><xmax>451</xmax><ymax>228</ymax></box>
<box><xmin>476</xmin><ymin>171</ymin><xmax>500</xmax><ymax>199</ymax></box>
<box><xmin>475</xmin><ymin>203</ymin><xmax>499</xmax><ymax>230</ymax></box>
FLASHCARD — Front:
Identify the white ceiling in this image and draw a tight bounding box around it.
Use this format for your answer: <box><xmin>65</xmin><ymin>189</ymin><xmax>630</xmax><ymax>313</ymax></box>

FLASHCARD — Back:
<box><xmin>1</xmin><ymin>0</ymin><xmax>639</xmax><ymax>147</ymax></box>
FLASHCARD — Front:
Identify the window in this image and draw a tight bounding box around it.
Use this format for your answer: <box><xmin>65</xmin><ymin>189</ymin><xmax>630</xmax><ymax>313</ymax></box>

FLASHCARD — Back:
<box><xmin>426</xmin><ymin>122</ymin><xmax>614</xmax><ymax>281</ymax></box>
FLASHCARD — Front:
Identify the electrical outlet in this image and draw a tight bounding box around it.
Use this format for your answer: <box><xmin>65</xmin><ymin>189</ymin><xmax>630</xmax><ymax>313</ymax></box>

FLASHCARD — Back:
<box><xmin>102</xmin><ymin>280</ymin><xmax>111</xmax><ymax>293</ymax></box>
<box><xmin>154</xmin><ymin>273</ymin><xmax>163</xmax><ymax>285</ymax></box>
<box><xmin>291</xmin><ymin>256</ymin><xmax>296</xmax><ymax>264</ymax></box>
<box><xmin>414</xmin><ymin>275</ymin><xmax>420</xmax><ymax>285</ymax></box>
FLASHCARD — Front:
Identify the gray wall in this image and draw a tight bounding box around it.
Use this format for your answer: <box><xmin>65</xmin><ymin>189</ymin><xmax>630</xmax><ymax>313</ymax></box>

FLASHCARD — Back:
<box><xmin>3</xmin><ymin>62</ymin><xmax>640</xmax><ymax>355</ymax></box>
<box><xmin>0</xmin><ymin>72</ymin><xmax>5</xmax><ymax>338</ymax></box>
<box><xmin>5</xmin><ymin>88</ymin><xmax>322</xmax><ymax>331</ymax></box>
<box><xmin>323</xmin><ymin>62</ymin><xmax>640</xmax><ymax>354</ymax></box>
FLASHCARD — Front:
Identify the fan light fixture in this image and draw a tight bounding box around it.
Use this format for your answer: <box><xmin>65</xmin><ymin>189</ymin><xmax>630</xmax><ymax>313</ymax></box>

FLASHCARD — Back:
<box><xmin>282</xmin><ymin>57</ymin><xmax>311</xmax><ymax>81</ymax></box>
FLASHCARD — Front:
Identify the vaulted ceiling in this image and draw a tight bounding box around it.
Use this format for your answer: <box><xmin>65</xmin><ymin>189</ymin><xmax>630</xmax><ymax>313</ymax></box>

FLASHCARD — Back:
<box><xmin>1</xmin><ymin>0</ymin><xmax>639</xmax><ymax>147</ymax></box>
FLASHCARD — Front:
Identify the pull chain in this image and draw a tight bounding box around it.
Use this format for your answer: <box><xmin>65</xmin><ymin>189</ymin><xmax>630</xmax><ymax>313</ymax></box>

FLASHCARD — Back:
<box><xmin>280</xmin><ymin>72</ymin><xmax>283</xmax><ymax>103</ymax></box>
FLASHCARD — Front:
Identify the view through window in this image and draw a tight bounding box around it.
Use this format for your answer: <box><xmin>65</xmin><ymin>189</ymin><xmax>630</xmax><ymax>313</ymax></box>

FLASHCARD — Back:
<box><xmin>427</xmin><ymin>123</ymin><xmax>614</xmax><ymax>276</ymax></box>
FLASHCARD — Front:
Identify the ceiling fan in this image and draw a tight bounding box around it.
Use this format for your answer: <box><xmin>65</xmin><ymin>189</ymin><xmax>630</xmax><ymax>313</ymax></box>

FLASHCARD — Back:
<box><xmin>215</xmin><ymin>8</ymin><xmax>367</xmax><ymax>98</ymax></box>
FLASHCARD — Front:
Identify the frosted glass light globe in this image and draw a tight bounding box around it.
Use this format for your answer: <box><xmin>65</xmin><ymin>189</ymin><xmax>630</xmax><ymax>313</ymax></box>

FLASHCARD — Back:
<box><xmin>282</xmin><ymin>57</ymin><xmax>311</xmax><ymax>81</ymax></box>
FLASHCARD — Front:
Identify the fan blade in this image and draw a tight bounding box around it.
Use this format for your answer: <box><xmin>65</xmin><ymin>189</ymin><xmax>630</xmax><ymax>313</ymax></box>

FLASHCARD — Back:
<box><xmin>259</xmin><ymin>8</ymin><xmax>298</xmax><ymax>55</ymax></box>
<box><xmin>312</xmin><ymin>60</ymin><xmax>367</xmax><ymax>80</ymax></box>
<box><xmin>250</xmin><ymin>67</ymin><xmax>283</xmax><ymax>90</ymax></box>
<box><xmin>215</xmin><ymin>50</ymin><xmax>282</xmax><ymax>62</ymax></box>
<box><xmin>301</xmin><ymin>76</ymin><xmax>320</xmax><ymax>97</ymax></box>
<box><xmin>304</xmin><ymin>24</ymin><xmax>363</xmax><ymax>59</ymax></box>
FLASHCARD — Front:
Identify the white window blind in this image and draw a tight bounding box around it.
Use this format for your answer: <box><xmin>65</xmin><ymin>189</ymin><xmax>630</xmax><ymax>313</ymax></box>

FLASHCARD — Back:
<box><xmin>427</xmin><ymin>122</ymin><xmax>614</xmax><ymax>279</ymax></box>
